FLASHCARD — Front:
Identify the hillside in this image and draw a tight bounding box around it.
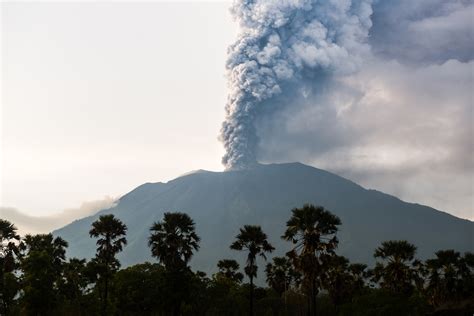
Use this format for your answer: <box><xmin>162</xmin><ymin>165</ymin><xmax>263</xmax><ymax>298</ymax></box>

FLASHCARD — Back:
<box><xmin>54</xmin><ymin>162</ymin><xmax>473</xmax><ymax>275</ymax></box>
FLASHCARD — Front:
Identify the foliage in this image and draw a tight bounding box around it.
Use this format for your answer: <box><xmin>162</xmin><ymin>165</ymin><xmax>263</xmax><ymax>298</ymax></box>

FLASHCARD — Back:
<box><xmin>265</xmin><ymin>256</ymin><xmax>300</xmax><ymax>297</ymax></box>
<box><xmin>282</xmin><ymin>204</ymin><xmax>341</xmax><ymax>315</ymax></box>
<box><xmin>1</xmin><ymin>204</ymin><xmax>473</xmax><ymax>316</ymax></box>
<box><xmin>19</xmin><ymin>234</ymin><xmax>68</xmax><ymax>316</ymax></box>
<box><xmin>216</xmin><ymin>259</ymin><xmax>244</xmax><ymax>283</ymax></box>
<box><xmin>149</xmin><ymin>212</ymin><xmax>200</xmax><ymax>272</ymax></box>
<box><xmin>0</xmin><ymin>219</ymin><xmax>21</xmax><ymax>315</ymax></box>
<box><xmin>231</xmin><ymin>225</ymin><xmax>274</xmax><ymax>316</ymax></box>
<box><xmin>89</xmin><ymin>214</ymin><xmax>127</xmax><ymax>316</ymax></box>
<box><xmin>371</xmin><ymin>240</ymin><xmax>419</xmax><ymax>295</ymax></box>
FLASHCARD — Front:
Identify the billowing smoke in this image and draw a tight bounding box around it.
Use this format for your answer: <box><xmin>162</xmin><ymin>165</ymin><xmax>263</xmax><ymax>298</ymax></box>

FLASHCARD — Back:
<box><xmin>220</xmin><ymin>0</ymin><xmax>374</xmax><ymax>169</ymax></box>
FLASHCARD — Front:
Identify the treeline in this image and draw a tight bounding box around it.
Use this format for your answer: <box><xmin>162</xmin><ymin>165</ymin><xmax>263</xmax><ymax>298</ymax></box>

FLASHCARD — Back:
<box><xmin>0</xmin><ymin>204</ymin><xmax>473</xmax><ymax>316</ymax></box>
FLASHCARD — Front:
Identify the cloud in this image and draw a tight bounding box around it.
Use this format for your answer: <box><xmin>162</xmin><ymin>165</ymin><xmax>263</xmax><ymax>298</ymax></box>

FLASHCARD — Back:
<box><xmin>370</xmin><ymin>0</ymin><xmax>474</xmax><ymax>64</ymax></box>
<box><xmin>257</xmin><ymin>58</ymin><xmax>473</xmax><ymax>219</ymax></box>
<box><xmin>236</xmin><ymin>0</ymin><xmax>473</xmax><ymax>219</ymax></box>
<box><xmin>220</xmin><ymin>0</ymin><xmax>374</xmax><ymax>169</ymax></box>
<box><xmin>0</xmin><ymin>197</ymin><xmax>117</xmax><ymax>236</ymax></box>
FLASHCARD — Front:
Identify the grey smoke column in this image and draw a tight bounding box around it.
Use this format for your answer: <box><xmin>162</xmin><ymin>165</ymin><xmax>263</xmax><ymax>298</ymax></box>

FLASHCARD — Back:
<box><xmin>220</xmin><ymin>0</ymin><xmax>374</xmax><ymax>170</ymax></box>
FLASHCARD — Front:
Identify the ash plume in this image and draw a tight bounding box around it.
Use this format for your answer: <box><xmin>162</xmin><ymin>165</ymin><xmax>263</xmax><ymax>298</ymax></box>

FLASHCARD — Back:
<box><xmin>220</xmin><ymin>0</ymin><xmax>374</xmax><ymax>169</ymax></box>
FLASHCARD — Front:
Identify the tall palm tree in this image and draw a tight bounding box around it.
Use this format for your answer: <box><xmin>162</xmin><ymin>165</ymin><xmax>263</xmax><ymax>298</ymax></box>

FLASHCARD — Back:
<box><xmin>372</xmin><ymin>240</ymin><xmax>418</xmax><ymax>295</ymax></box>
<box><xmin>425</xmin><ymin>249</ymin><xmax>464</xmax><ymax>306</ymax></box>
<box><xmin>282</xmin><ymin>204</ymin><xmax>341</xmax><ymax>316</ymax></box>
<box><xmin>89</xmin><ymin>214</ymin><xmax>127</xmax><ymax>316</ymax></box>
<box><xmin>148</xmin><ymin>212</ymin><xmax>200</xmax><ymax>271</ymax></box>
<box><xmin>217</xmin><ymin>259</ymin><xmax>244</xmax><ymax>283</ymax></box>
<box><xmin>230</xmin><ymin>225</ymin><xmax>274</xmax><ymax>316</ymax></box>
<box><xmin>0</xmin><ymin>219</ymin><xmax>20</xmax><ymax>315</ymax></box>
<box><xmin>149</xmin><ymin>212</ymin><xmax>200</xmax><ymax>316</ymax></box>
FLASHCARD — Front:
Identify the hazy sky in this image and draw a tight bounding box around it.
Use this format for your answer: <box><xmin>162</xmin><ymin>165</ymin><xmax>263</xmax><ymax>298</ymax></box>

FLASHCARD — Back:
<box><xmin>1</xmin><ymin>1</ymin><xmax>472</xmax><ymax>234</ymax></box>
<box><xmin>2</xmin><ymin>1</ymin><xmax>235</xmax><ymax>219</ymax></box>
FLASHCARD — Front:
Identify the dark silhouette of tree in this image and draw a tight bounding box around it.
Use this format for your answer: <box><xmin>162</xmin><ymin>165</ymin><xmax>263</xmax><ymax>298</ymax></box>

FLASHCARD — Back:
<box><xmin>0</xmin><ymin>219</ymin><xmax>20</xmax><ymax>315</ymax></box>
<box><xmin>230</xmin><ymin>225</ymin><xmax>274</xmax><ymax>316</ymax></box>
<box><xmin>89</xmin><ymin>214</ymin><xmax>127</xmax><ymax>316</ymax></box>
<box><xmin>148</xmin><ymin>212</ymin><xmax>200</xmax><ymax>316</ymax></box>
<box><xmin>282</xmin><ymin>204</ymin><xmax>341</xmax><ymax>316</ymax></box>
<box><xmin>459</xmin><ymin>252</ymin><xmax>474</xmax><ymax>299</ymax></box>
<box><xmin>149</xmin><ymin>212</ymin><xmax>200</xmax><ymax>271</ymax></box>
<box><xmin>265</xmin><ymin>256</ymin><xmax>299</xmax><ymax>298</ymax></box>
<box><xmin>322</xmin><ymin>255</ymin><xmax>351</xmax><ymax>312</ymax></box>
<box><xmin>372</xmin><ymin>240</ymin><xmax>418</xmax><ymax>296</ymax></box>
<box><xmin>112</xmin><ymin>263</ymin><xmax>165</xmax><ymax>315</ymax></box>
<box><xmin>217</xmin><ymin>259</ymin><xmax>244</xmax><ymax>283</ymax></box>
<box><xmin>347</xmin><ymin>263</ymin><xmax>368</xmax><ymax>295</ymax></box>
<box><xmin>58</xmin><ymin>258</ymin><xmax>89</xmax><ymax>312</ymax></box>
<box><xmin>424</xmin><ymin>249</ymin><xmax>474</xmax><ymax>308</ymax></box>
<box><xmin>20</xmin><ymin>234</ymin><xmax>68</xmax><ymax>315</ymax></box>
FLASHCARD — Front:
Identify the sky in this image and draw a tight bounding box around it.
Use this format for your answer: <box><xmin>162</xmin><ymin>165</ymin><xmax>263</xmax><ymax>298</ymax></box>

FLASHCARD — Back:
<box><xmin>1</xmin><ymin>0</ymin><xmax>473</xmax><ymax>235</ymax></box>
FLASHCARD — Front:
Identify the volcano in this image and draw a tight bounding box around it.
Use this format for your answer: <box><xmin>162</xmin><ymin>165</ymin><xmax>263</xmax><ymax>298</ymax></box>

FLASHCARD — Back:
<box><xmin>54</xmin><ymin>163</ymin><xmax>473</xmax><ymax>275</ymax></box>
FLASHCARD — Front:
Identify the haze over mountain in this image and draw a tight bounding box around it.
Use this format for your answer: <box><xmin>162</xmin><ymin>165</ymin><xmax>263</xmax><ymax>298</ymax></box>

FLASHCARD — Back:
<box><xmin>54</xmin><ymin>163</ymin><xmax>473</xmax><ymax>276</ymax></box>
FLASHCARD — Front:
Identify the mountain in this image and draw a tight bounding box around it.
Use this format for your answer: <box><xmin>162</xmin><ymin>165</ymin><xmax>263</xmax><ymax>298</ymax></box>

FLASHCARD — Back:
<box><xmin>54</xmin><ymin>162</ymin><xmax>473</xmax><ymax>276</ymax></box>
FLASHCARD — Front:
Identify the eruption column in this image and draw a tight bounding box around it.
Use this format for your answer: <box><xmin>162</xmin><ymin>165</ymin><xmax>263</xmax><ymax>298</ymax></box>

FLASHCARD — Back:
<box><xmin>220</xmin><ymin>0</ymin><xmax>374</xmax><ymax>170</ymax></box>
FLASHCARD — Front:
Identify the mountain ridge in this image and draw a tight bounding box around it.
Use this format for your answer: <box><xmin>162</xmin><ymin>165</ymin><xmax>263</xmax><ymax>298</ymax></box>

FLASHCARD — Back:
<box><xmin>54</xmin><ymin>162</ymin><xmax>473</xmax><ymax>276</ymax></box>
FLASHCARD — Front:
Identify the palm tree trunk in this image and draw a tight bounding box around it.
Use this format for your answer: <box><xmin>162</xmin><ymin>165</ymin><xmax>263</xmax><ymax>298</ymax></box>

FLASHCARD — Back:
<box><xmin>311</xmin><ymin>277</ymin><xmax>317</xmax><ymax>316</ymax></box>
<box><xmin>250</xmin><ymin>275</ymin><xmax>254</xmax><ymax>316</ymax></box>
<box><xmin>0</xmin><ymin>264</ymin><xmax>5</xmax><ymax>316</ymax></box>
<box><xmin>102</xmin><ymin>254</ymin><xmax>109</xmax><ymax>316</ymax></box>
<box><xmin>173</xmin><ymin>303</ymin><xmax>180</xmax><ymax>316</ymax></box>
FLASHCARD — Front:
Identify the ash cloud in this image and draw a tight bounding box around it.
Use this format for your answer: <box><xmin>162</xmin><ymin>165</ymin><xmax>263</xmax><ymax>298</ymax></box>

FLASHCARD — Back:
<box><xmin>220</xmin><ymin>0</ymin><xmax>374</xmax><ymax>169</ymax></box>
<box><xmin>220</xmin><ymin>0</ymin><xmax>473</xmax><ymax>218</ymax></box>
<box><xmin>369</xmin><ymin>0</ymin><xmax>474</xmax><ymax>64</ymax></box>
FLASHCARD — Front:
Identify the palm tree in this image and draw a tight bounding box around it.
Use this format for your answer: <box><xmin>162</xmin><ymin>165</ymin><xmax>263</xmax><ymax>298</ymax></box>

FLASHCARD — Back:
<box><xmin>148</xmin><ymin>212</ymin><xmax>200</xmax><ymax>271</ymax></box>
<box><xmin>459</xmin><ymin>252</ymin><xmax>474</xmax><ymax>298</ymax></box>
<box><xmin>217</xmin><ymin>259</ymin><xmax>244</xmax><ymax>283</ymax></box>
<box><xmin>265</xmin><ymin>256</ymin><xmax>297</xmax><ymax>297</ymax></box>
<box><xmin>0</xmin><ymin>219</ymin><xmax>20</xmax><ymax>315</ymax></box>
<box><xmin>148</xmin><ymin>212</ymin><xmax>200</xmax><ymax>316</ymax></box>
<box><xmin>324</xmin><ymin>255</ymin><xmax>349</xmax><ymax>307</ymax></box>
<box><xmin>230</xmin><ymin>225</ymin><xmax>274</xmax><ymax>316</ymax></box>
<box><xmin>425</xmin><ymin>249</ymin><xmax>466</xmax><ymax>307</ymax></box>
<box><xmin>89</xmin><ymin>214</ymin><xmax>127</xmax><ymax>316</ymax></box>
<box><xmin>282</xmin><ymin>204</ymin><xmax>341</xmax><ymax>316</ymax></box>
<box><xmin>347</xmin><ymin>263</ymin><xmax>368</xmax><ymax>294</ymax></box>
<box><xmin>372</xmin><ymin>240</ymin><xmax>418</xmax><ymax>295</ymax></box>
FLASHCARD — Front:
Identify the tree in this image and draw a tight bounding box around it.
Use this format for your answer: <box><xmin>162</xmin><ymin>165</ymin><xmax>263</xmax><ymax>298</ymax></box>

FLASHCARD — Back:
<box><xmin>230</xmin><ymin>225</ymin><xmax>274</xmax><ymax>316</ymax></box>
<box><xmin>347</xmin><ymin>263</ymin><xmax>368</xmax><ymax>295</ymax></box>
<box><xmin>282</xmin><ymin>204</ymin><xmax>341</xmax><ymax>316</ymax></box>
<box><xmin>149</xmin><ymin>212</ymin><xmax>200</xmax><ymax>271</ymax></box>
<box><xmin>459</xmin><ymin>252</ymin><xmax>474</xmax><ymax>298</ymax></box>
<box><xmin>148</xmin><ymin>212</ymin><xmax>200</xmax><ymax>316</ymax></box>
<box><xmin>265</xmin><ymin>256</ymin><xmax>298</xmax><ymax>298</ymax></box>
<box><xmin>217</xmin><ymin>259</ymin><xmax>244</xmax><ymax>283</ymax></box>
<box><xmin>322</xmin><ymin>255</ymin><xmax>351</xmax><ymax>312</ymax></box>
<box><xmin>425</xmin><ymin>249</ymin><xmax>474</xmax><ymax>307</ymax></box>
<box><xmin>89</xmin><ymin>214</ymin><xmax>127</xmax><ymax>316</ymax></box>
<box><xmin>20</xmin><ymin>234</ymin><xmax>68</xmax><ymax>315</ymax></box>
<box><xmin>372</xmin><ymin>240</ymin><xmax>418</xmax><ymax>296</ymax></box>
<box><xmin>112</xmin><ymin>263</ymin><xmax>165</xmax><ymax>315</ymax></box>
<box><xmin>58</xmin><ymin>258</ymin><xmax>89</xmax><ymax>312</ymax></box>
<box><xmin>0</xmin><ymin>219</ymin><xmax>20</xmax><ymax>315</ymax></box>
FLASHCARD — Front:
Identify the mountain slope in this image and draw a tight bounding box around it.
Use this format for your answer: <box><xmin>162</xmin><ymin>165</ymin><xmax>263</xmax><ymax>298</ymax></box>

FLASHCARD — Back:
<box><xmin>54</xmin><ymin>163</ymin><xmax>473</xmax><ymax>275</ymax></box>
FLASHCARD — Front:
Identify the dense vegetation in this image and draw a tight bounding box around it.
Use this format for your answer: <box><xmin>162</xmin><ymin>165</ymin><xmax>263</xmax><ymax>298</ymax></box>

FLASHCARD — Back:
<box><xmin>0</xmin><ymin>204</ymin><xmax>472</xmax><ymax>316</ymax></box>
